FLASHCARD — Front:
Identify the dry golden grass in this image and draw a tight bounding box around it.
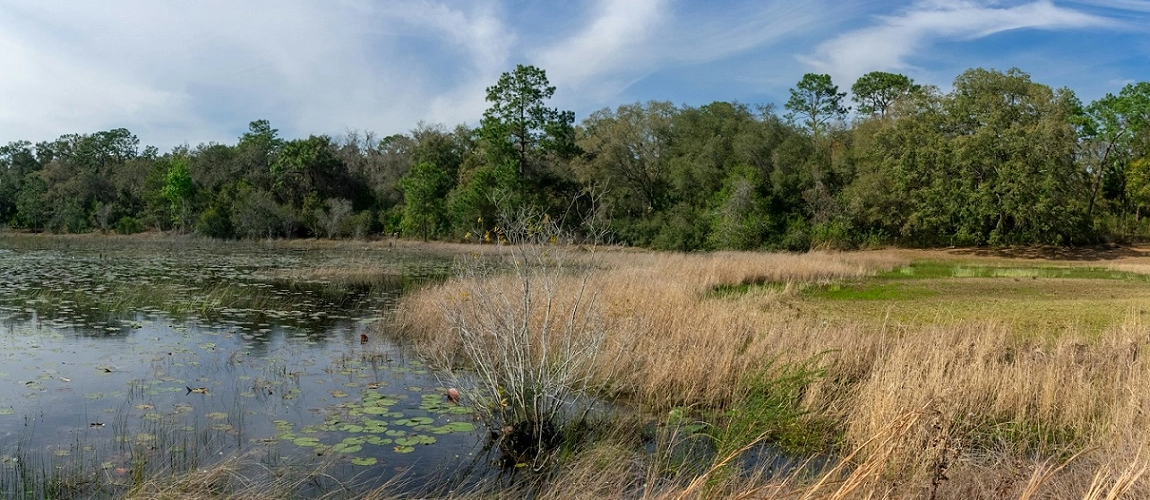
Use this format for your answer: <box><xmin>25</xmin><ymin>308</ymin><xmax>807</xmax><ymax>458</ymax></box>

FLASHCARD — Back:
<box><xmin>391</xmin><ymin>244</ymin><xmax>1150</xmax><ymax>499</ymax></box>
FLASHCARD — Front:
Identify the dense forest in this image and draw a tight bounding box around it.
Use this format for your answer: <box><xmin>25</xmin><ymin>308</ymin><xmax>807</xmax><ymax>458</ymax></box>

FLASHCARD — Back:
<box><xmin>2</xmin><ymin>65</ymin><xmax>1148</xmax><ymax>250</ymax></box>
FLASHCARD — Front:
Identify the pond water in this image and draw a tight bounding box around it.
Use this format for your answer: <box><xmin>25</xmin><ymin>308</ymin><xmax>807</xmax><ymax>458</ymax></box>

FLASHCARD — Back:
<box><xmin>0</xmin><ymin>238</ymin><xmax>495</xmax><ymax>498</ymax></box>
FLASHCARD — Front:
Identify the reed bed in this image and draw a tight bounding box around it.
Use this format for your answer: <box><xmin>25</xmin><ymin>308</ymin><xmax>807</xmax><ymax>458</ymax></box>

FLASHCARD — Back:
<box><xmin>393</xmin><ymin>245</ymin><xmax>1150</xmax><ymax>499</ymax></box>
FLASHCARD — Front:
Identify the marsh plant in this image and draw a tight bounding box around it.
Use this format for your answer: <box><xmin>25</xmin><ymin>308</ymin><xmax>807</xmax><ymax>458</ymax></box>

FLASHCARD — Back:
<box><xmin>430</xmin><ymin>209</ymin><xmax>625</xmax><ymax>466</ymax></box>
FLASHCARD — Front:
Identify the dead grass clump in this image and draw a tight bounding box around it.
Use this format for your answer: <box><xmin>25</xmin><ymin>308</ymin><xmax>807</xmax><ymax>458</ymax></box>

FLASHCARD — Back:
<box><xmin>396</xmin><ymin>249</ymin><xmax>903</xmax><ymax>410</ymax></box>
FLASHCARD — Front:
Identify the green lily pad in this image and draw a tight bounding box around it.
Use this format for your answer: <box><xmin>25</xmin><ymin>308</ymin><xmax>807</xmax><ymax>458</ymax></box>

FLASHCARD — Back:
<box><xmin>336</xmin><ymin>423</ymin><xmax>365</xmax><ymax>433</ymax></box>
<box><xmin>393</xmin><ymin>445</ymin><xmax>415</xmax><ymax>453</ymax></box>
<box><xmin>351</xmin><ymin>457</ymin><xmax>377</xmax><ymax>466</ymax></box>
<box><xmin>293</xmin><ymin>437</ymin><xmax>321</xmax><ymax>447</ymax></box>
<box><xmin>0</xmin><ymin>408</ymin><xmax>14</xmax><ymax>415</ymax></box>
<box><xmin>331</xmin><ymin>443</ymin><xmax>363</xmax><ymax>454</ymax></box>
<box><xmin>394</xmin><ymin>435</ymin><xmax>437</xmax><ymax>446</ymax></box>
<box><xmin>441</xmin><ymin>421</ymin><xmax>477</xmax><ymax>432</ymax></box>
<box><xmin>206</xmin><ymin>412</ymin><xmax>228</xmax><ymax>420</ymax></box>
<box><xmin>394</xmin><ymin>417</ymin><xmax>434</xmax><ymax>426</ymax></box>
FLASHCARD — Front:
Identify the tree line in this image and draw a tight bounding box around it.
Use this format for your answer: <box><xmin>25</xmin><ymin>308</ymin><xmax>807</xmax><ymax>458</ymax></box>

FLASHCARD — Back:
<box><xmin>2</xmin><ymin>64</ymin><xmax>1148</xmax><ymax>249</ymax></box>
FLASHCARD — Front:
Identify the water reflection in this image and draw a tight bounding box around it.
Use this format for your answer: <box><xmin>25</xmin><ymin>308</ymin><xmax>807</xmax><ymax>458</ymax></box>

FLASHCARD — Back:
<box><xmin>0</xmin><ymin>241</ymin><xmax>485</xmax><ymax>498</ymax></box>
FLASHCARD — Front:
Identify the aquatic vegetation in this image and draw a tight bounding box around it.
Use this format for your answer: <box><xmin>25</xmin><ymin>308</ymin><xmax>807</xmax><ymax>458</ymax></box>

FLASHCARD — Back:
<box><xmin>0</xmin><ymin>234</ymin><xmax>478</xmax><ymax>498</ymax></box>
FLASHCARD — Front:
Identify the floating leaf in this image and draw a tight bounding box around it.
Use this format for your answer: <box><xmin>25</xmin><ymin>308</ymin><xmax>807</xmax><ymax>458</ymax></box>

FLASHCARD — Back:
<box><xmin>206</xmin><ymin>412</ymin><xmax>228</xmax><ymax>420</ymax></box>
<box><xmin>441</xmin><ymin>421</ymin><xmax>476</xmax><ymax>432</ymax></box>
<box><xmin>351</xmin><ymin>457</ymin><xmax>377</xmax><ymax>466</ymax></box>
<box><xmin>394</xmin><ymin>417</ymin><xmax>434</xmax><ymax>426</ymax></box>
<box><xmin>331</xmin><ymin>443</ymin><xmax>363</xmax><ymax>454</ymax></box>
<box><xmin>293</xmin><ymin>437</ymin><xmax>321</xmax><ymax>447</ymax></box>
<box><xmin>392</xmin><ymin>445</ymin><xmax>415</xmax><ymax>453</ymax></box>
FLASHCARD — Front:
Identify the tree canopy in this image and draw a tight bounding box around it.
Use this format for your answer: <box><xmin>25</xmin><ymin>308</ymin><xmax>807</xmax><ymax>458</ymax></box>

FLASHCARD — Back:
<box><xmin>2</xmin><ymin>65</ymin><xmax>1149</xmax><ymax>249</ymax></box>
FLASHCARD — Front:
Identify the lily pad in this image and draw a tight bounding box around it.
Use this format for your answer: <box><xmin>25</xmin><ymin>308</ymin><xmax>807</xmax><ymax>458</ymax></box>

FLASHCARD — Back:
<box><xmin>394</xmin><ymin>435</ymin><xmax>436</xmax><ymax>446</ymax></box>
<box><xmin>293</xmin><ymin>437</ymin><xmax>321</xmax><ymax>447</ymax></box>
<box><xmin>394</xmin><ymin>417</ymin><xmax>434</xmax><ymax>426</ymax></box>
<box><xmin>392</xmin><ymin>445</ymin><xmax>415</xmax><ymax>453</ymax></box>
<box><xmin>441</xmin><ymin>421</ymin><xmax>477</xmax><ymax>433</ymax></box>
<box><xmin>365</xmin><ymin>436</ymin><xmax>393</xmax><ymax>446</ymax></box>
<box><xmin>331</xmin><ymin>443</ymin><xmax>363</xmax><ymax>454</ymax></box>
<box><xmin>350</xmin><ymin>457</ymin><xmax>377</xmax><ymax>466</ymax></box>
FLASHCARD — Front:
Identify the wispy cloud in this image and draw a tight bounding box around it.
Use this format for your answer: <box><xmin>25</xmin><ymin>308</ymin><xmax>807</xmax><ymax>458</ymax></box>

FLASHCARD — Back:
<box><xmin>534</xmin><ymin>0</ymin><xmax>834</xmax><ymax>108</ymax></box>
<box><xmin>800</xmin><ymin>0</ymin><xmax>1115</xmax><ymax>90</ymax></box>
<box><xmin>0</xmin><ymin>0</ymin><xmax>513</xmax><ymax>149</ymax></box>
<box><xmin>531</xmin><ymin>0</ymin><xmax>669</xmax><ymax>105</ymax></box>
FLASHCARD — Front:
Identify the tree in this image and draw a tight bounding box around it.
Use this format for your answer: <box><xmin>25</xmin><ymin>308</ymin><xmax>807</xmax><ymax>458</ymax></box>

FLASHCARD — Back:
<box><xmin>480</xmin><ymin>64</ymin><xmax>576</xmax><ymax>179</ymax></box>
<box><xmin>270</xmin><ymin>135</ymin><xmax>351</xmax><ymax>208</ymax></box>
<box><xmin>399</xmin><ymin>162</ymin><xmax>452</xmax><ymax>241</ymax></box>
<box><xmin>161</xmin><ymin>157</ymin><xmax>194</xmax><ymax>230</ymax></box>
<box><xmin>785</xmin><ymin>73</ymin><xmax>849</xmax><ymax>135</ymax></box>
<box><xmin>1080</xmin><ymin>82</ymin><xmax>1150</xmax><ymax>217</ymax></box>
<box><xmin>851</xmin><ymin>71</ymin><xmax>919</xmax><ymax>118</ymax></box>
<box><xmin>934</xmin><ymin>68</ymin><xmax>1084</xmax><ymax>244</ymax></box>
<box><xmin>575</xmin><ymin>101</ymin><xmax>676</xmax><ymax>216</ymax></box>
<box><xmin>318</xmin><ymin>198</ymin><xmax>353</xmax><ymax>238</ymax></box>
<box><xmin>236</xmin><ymin>119</ymin><xmax>283</xmax><ymax>190</ymax></box>
<box><xmin>0</xmin><ymin>141</ymin><xmax>38</xmax><ymax>225</ymax></box>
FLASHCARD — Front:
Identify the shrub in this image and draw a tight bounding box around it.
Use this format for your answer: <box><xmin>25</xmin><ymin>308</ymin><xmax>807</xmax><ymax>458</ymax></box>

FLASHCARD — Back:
<box><xmin>114</xmin><ymin>216</ymin><xmax>145</xmax><ymax>235</ymax></box>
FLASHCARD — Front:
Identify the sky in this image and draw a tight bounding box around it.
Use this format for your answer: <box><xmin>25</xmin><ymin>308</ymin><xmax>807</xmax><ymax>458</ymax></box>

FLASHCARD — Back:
<box><xmin>0</xmin><ymin>0</ymin><xmax>1147</xmax><ymax>153</ymax></box>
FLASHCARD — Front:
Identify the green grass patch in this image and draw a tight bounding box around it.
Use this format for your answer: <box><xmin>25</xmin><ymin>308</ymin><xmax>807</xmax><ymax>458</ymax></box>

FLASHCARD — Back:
<box><xmin>804</xmin><ymin>282</ymin><xmax>931</xmax><ymax>301</ymax></box>
<box><xmin>706</xmin><ymin>281</ymin><xmax>786</xmax><ymax>298</ymax></box>
<box><xmin>880</xmin><ymin>261</ymin><xmax>1150</xmax><ymax>281</ymax></box>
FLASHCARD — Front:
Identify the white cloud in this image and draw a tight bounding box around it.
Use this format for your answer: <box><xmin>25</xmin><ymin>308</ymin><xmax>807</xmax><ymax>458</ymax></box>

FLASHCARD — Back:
<box><xmin>800</xmin><ymin>0</ymin><xmax>1115</xmax><ymax>91</ymax></box>
<box><xmin>533</xmin><ymin>0</ymin><xmax>833</xmax><ymax>109</ymax></box>
<box><xmin>533</xmin><ymin>0</ymin><xmax>668</xmax><ymax>94</ymax></box>
<box><xmin>0</xmin><ymin>0</ymin><xmax>513</xmax><ymax>150</ymax></box>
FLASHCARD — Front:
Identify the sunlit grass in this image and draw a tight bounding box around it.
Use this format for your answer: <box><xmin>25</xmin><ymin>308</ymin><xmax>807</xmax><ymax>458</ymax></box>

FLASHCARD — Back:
<box><xmin>395</xmin><ymin>244</ymin><xmax>1150</xmax><ymax>499</ymax></box>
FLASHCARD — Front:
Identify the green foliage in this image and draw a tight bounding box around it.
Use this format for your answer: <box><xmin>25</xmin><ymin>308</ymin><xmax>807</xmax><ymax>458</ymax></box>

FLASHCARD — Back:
<box><xmin>114</xmin><ymin>216</ymin><xmax>145</xmax><ymax>234</ymax></box>
<box><xmin>851</xmin><ymin>71</ymin><xmax>919</xmax><ymax>118</ymax></box>
<box><xmin>196</xmin><ymin>206</ymin><xmax>233</xmax><ymax>239</ymax></box>
<box><xmin>1</xmin><ymin>66</ymin><xmax>1147</xmax><ymax>248</ymax></box>
<box><xmin>14</xmin><ymin>172</ymin><xmax>49</xmax><ymax>231</ymax></box>
<box><xmin>708</xmin><ymin>165</ymin><xmax>768</xmax><ymax>250</ymax></box>
<box><xmin>785</xmin><ymin>73</ymin><xmax>848</xmax><ymax>135</ymax></box>
<box><xmin>399</xmin><ymin>162</ymin><xmax>452</xmax><ymax>240</ymax></box>
<box><xmin>708</xmin><ymin>357</ymin><xmax>832</xmax><ymax>482</ymax></box>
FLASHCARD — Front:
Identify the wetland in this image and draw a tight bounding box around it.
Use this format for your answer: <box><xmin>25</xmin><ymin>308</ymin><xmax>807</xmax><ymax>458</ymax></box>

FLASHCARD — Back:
<box><xmin>0</xmin><ymin>234</ymin><xmax>487</xmax><ymax>498</ymax></box>
<box><xmin>7</xmin><ymin>235</ymin><xmax>1150</xmax><ymax>500</ymax></box>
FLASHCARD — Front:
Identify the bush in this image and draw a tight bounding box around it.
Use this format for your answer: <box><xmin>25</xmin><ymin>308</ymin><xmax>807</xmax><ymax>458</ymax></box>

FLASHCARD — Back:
<box><xmin>435</xmin><ymin>208</ymin><xmax>625</xmax><ymax>467</ymax></box>
<box><xmin>196</xmin><ymin>207</ymin><xmax>233</xmax><ymax>239</ymax></box>
<box><xmin>114</xmin><ymin>216</ymin><xmax>145</xmax><ymax>235</ymax></box>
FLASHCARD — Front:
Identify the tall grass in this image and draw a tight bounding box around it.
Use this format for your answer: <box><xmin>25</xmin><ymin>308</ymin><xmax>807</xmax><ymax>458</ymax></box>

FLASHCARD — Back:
<box><xmin>394</xmin><ymin>246</ymin><xmax>1150</xmax><ymax>498</ymax></box>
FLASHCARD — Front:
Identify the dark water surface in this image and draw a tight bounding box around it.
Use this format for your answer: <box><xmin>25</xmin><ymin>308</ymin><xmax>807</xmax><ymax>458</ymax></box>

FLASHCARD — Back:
<box><xmin>0</xmin><ymin>238</ymin><xmax>491</xmax><ymax>498</ymax></box>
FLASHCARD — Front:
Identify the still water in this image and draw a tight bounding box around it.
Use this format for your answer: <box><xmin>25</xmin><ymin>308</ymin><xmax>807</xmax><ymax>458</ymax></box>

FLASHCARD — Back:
<box><xmin>0</xmin><ymin>238</ymin><xmax>490</xmax><ymax>498</ymax></box>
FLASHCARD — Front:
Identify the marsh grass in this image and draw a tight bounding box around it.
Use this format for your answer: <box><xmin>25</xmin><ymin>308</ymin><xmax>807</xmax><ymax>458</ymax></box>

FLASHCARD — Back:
<box><xmin>394</xmin><ymin>246</ymin><xmax>1150</xmax><ymax>498</ymax></box>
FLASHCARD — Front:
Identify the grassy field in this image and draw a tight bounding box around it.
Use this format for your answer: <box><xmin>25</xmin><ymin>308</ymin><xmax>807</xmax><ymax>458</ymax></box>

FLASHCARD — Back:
<box><xmin>393</xmin><ymin>243</ymin><xmax>1150</xmax><ymax>499</ymax></box>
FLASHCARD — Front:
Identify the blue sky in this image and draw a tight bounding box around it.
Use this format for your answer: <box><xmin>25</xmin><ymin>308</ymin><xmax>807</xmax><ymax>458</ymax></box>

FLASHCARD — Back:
<box><xmin>0</xmin><ymin>0</ymin><xmax>1147</xmax><ymax>152</ymax></box>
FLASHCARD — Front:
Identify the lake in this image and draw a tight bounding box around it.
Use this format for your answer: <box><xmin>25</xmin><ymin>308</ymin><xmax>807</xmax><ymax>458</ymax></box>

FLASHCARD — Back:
<box><xmin>0</xmin><ymin>235</ymin><xmax>502</xmax><ymax>498</ymax></box>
